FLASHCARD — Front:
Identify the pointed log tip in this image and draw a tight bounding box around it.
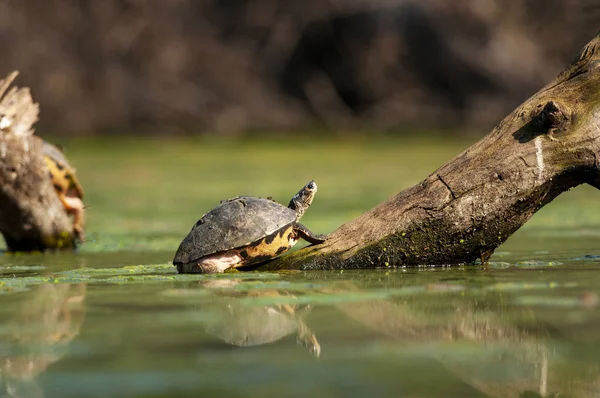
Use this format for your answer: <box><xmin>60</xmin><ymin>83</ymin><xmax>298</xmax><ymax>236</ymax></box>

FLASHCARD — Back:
<box><xmin>552</xmin><ymin>34</ymin><xmax>600</xmax><ymax>83</ymax></box>
<box><xmin>0</xmin><ymin>70</ymin><xmax>19</xmax><ymax>100</ymax></box>
<box><xmin>578</xmin><ymin>34</ymin><xmax>600</xmax><ymax>61</ymax></box>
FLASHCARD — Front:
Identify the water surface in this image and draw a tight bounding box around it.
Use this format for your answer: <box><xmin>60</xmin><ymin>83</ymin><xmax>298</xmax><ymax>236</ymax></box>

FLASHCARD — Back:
<box><xmin>1</xmin><ymin>136</ymin><xmax>599</xmax><ymax>397</ymax></box>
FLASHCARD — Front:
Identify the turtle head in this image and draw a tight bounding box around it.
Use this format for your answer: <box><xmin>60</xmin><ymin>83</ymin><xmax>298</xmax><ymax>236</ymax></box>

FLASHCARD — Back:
<box><xmin>288</xmin><ymin>180</ymin><xmax>317</xmax><ymax>220</ymax></box>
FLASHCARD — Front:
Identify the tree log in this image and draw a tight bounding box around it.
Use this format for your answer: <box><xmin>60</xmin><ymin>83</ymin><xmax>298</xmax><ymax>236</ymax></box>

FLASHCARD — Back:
<box><xmin>0</xmin><ymin>72</ymin><xmax>76</xmax><ymax>251</ymax></box>
<box><xmin>263</xmin><ymin>33</ymin><xmax>600</xmax><ymax>271</ymax></box>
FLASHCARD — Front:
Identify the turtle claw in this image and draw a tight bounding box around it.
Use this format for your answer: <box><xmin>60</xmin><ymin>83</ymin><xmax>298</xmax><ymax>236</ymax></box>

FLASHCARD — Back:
<box><xmin>314</xmin><ymin>234</ymin><xmax>327</xmax><ymax>243</ymax></box>
<box><xmin>307</xmin><ymin>339</ymin><xmax>321</xmax><ymax>357</ymax></box>
<box><xmin>73</xmin><ymin>224</ymin><xmax>85</xmax><ymax>242</ymax></box>
<box><xmin>297</xmin><ymin>320</ymin><xmax>321</xmax><ymax>357</ymax></box>
<box><xmin>297</xmin><ymin>335</ymin><xmax>321</xmax><ymax>358</ymax></box>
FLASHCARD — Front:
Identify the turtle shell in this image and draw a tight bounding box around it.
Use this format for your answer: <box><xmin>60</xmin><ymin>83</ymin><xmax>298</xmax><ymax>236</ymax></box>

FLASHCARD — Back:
<box><xmin>41</xmin><ymin>139</ymin><xmax>84</xmax><ymax>199</ymax></box>
<box><xmin>173</xmin><ymin>196</ymin><xmax>297</xmax><ymax>266</ymax></box>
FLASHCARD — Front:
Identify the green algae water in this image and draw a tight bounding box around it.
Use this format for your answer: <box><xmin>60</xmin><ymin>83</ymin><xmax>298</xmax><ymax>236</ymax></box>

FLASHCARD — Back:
<box><xmin>1</xmin><ymin>136</ymin><xmax>600</xmax><ymax>397</ymax></box>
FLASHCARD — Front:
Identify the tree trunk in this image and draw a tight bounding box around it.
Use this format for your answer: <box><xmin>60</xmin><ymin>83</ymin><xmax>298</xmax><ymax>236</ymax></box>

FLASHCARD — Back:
<box><xmin>262</xmin><ymin>34</ymin><xmax>600</xmax><ymax>271</ymax></box>
<box><xmin>0</xmin><ymin>72</ymin><xmax>76</xmax><ymax>251</ymax></box>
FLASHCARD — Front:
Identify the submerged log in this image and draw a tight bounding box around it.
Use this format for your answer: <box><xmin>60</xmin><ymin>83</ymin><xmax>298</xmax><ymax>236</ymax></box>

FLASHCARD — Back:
<box><xmin>0</xmin><ymin>72</ymin><xmax>76</xmax><ymax>251</ymax></box>
<box><xmin>263</xmin><ymin>33</ymin><xmax>600</xmax><ymax>270</ymax></box>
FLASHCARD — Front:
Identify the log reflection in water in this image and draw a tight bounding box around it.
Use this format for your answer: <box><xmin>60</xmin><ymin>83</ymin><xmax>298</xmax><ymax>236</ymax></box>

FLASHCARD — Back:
<box><xmin>337</xmin><ymin>296</ymin><xmax>589</xmax><ymax>398</ymax></box>
<box><xmin>0</xmin><ymin>284</ymin><xmax>86</xmax><ymax>398</ymax></box>
<box><xmin>196</xmin><ymin>280</ymin><xmax>600</xmax><ymax>397</ymax></box>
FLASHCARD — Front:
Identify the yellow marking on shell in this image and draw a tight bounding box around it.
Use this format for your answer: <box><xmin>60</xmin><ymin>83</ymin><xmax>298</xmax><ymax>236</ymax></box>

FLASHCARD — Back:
<box><xmin>44</xmin><ymin>154</ymin><xmax>86</xmax><ymax>240</ymax></box>
<box><xmin>240</xmin><ymin>224</ymin><xmax>295</xmax><ymax>266</ymax></box>
<box><xmin>44</xmin><ymin>156</ymin><xmax>84</xmax><ymax>199</ymax></box>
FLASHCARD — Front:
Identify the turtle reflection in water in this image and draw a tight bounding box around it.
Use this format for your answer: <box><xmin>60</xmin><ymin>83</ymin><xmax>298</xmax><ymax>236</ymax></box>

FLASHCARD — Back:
<box><xmin>174</xmin><ymin>180</ymin><xmax>326</xmax><ymax>273</ymax></box>
<box><xmin>202</xmin><ymin>281</ymin><xmax>321</xmax><ymax>357</ymax></box>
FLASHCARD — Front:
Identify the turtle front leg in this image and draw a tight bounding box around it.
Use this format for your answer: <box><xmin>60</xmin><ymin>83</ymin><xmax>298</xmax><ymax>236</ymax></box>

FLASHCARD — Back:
<box><xmin>60</xmin><ymin>195</ymin><xmax>85</xmax><ymax>241</ymax></box>
<box><xmin>294</xmin><ymin>223</ymin><xmax>326</xmax><ymax>244</ymax></box>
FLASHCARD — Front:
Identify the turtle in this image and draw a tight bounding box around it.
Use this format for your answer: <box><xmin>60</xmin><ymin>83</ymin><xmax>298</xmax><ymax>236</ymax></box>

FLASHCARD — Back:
<box><xmin>41</xmin><ymin>139</ymin><xmax>85</xmax><ymax>241</ymax></box>
<box><xmin>173</xmin><ymin>180</ymin><xmax>326</xmax><ymax>273</ymax></box>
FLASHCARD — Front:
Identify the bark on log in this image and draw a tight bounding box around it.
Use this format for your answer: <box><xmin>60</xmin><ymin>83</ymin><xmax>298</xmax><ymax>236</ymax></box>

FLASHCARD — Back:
<box><xmin>262</xmin><ymin>33</ymin><xmax>600</xmax><ymax>271</ymax></box>
<box><xmin>0</xmin><ymin>72</ymin><xmax>76</xmax><ymax>251</ymax></box>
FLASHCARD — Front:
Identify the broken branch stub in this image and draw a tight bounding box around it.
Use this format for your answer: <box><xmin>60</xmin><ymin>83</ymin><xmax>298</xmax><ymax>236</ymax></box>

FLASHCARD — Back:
<box><xmin>263</xmin><ymin>33</ymin><xmax>600</xmax><ymax>271</ymax></box>
<box><xmin>0</xmin><ymin>71</ymin><xmax>76</xmax><ymax>251</ymax></box>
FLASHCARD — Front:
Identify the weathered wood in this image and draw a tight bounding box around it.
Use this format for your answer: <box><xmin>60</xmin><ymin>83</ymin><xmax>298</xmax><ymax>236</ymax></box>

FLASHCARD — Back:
<box><xmin>0</xmin><ymin>72</ymin><xmax>76</xmax><ymax>251</ymax></box>
<box><xmin>263</xmin><ymin>33</ymin><xmax>600</xmax><ymax>271</ymax></box>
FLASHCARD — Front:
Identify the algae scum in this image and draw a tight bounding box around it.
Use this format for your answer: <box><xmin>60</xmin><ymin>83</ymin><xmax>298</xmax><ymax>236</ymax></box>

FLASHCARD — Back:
<box><xmin>1</xmin><ymin>137</ymin><xmax>600</xmax><ymax>397</ymax></box>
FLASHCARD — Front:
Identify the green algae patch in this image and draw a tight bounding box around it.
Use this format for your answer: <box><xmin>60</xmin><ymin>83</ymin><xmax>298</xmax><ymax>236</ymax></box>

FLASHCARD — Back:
<box><xmin>0</xmin><ymin>263</ymin><xmax>181</xmax><ymax>288</ymax></box>
<box><xmin>57</xmin><ymin>264</ymin><xmax>281</xmax><ymax>282</ymax></box>
<box><xmin>104</xmin><ymin>274</ymin><xmax>178</xmax><ymax>283</ymax></box>
<box><xmin>486</xmin><ymin>261</ymin><xmax>512</xmax><ymax>269</ymax></box>
<box><xmin>571</xmin><ymin>255</ymin><xmax>600</xmax><ymax>261</ymax></box>
<box><xmin>0</xmin><ymin>275</ymin><xmax>93</xmax><ymax>290</ymax></box>
<box><xmin>58</xmin><ymin>263</ymin><xmax>175</xmax><ymax>276</ymax></box>
<box><xmin>484</xmin><ymin>281</ymin><xmax>577</xmax><ymax>292</ymax></box>
<box><xmin>514</xmin><ymin>260</ymin><xmax>563</xmax><ymax>268</ymax></box>
<box><xmin>0</xmin><ymin>262</ymin><xmax>284</xmax><ymax>289</ymax></box>
<box><xmin>0</xmin><ymin>265</ymin><xmax>46</xmax><ymax>272</ymax></box>
<box><xmin>102</xmin><ymin>273</ymin><xmax>270</xmax><ymax>284</ymax></box>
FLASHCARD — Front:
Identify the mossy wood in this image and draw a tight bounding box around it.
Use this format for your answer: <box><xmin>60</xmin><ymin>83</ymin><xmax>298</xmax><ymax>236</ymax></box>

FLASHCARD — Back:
<box><xmin>263</xmin><ymin>34</ymin><xmax>600</xmax><ymax>271</ymax></box>
<box><xmin>0</xmin><ymin>72</ymin><xmax>76</xmax><ymax>251</ymax></box>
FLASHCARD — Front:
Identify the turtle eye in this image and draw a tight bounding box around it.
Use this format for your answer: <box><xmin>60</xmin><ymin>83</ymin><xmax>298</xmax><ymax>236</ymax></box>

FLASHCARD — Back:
<box><xmin>307</xmin><ymin>182</ymin><xmax>314</xmax><ymax>190</ymax></box>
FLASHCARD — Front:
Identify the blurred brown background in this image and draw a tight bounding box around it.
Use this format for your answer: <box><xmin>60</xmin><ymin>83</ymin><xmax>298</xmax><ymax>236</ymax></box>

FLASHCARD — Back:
<box><xmin>0</xmin><ymin>0</ymin><xmax>598</xmax><ymax>135</ymax></box>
